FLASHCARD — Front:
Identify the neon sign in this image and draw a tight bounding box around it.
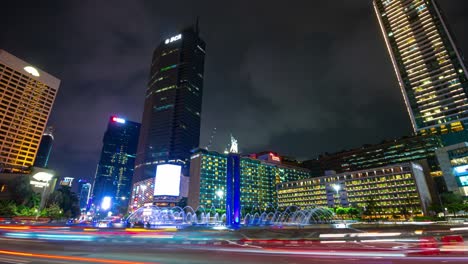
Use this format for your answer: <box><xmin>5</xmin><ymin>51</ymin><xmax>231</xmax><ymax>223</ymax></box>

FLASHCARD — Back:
<box><xmin>112</xmin><ymin>117</ymin><xmax>126</xmax><ymax>124</ymax></box>
<box><xmin>165</xmin><ymin>34</ymin><xmax>182</xmax><ymax>44</ymax></box>
<box><xmin>269</xmin><ymin>153</ymin><xmax>281</xmax><ymax>162</ymax></box>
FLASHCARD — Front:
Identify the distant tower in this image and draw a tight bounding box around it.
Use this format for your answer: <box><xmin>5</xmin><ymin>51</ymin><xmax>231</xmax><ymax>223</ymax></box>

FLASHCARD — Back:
<box><xmin>78</xmin><ymin>179</ymin><xmax>91</xmax><ymax>211</ymax></box>
<box><xmin>34</xmin><ymin>126</ymin><xmax>54</xmax><ymax>168</ymax></box>
<box><xmin>0</xmin><ymin>50</ymin><xmax>60</xmax><ymax>172</ymax></box>
<box><xmin>374</xmin><ymin>0</ymin><xmax>468</xmax><ymax>135</ymax></box>
<box><xmin>133</xmin><ymin>24</ymin><xmax>206</xmax><ymax>184</ymax></box>
<box><xmin>92</xmin><ymin>116</ymin><xmax>140</xmax><ymax>213</ymax></box>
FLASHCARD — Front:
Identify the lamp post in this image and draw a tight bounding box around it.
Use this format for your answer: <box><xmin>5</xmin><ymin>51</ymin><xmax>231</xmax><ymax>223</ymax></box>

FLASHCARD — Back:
<box><xmin>215</xmin><ymin>190</ymin><xmax>224</xmax><ymax>210</ymax></box>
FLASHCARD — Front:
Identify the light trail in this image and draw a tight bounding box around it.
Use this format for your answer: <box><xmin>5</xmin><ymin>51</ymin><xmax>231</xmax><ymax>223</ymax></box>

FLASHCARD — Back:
<box><xmin>0</xmin><ymin>250</ymin><xmax>155</xmax><ymax>264</ymax></box>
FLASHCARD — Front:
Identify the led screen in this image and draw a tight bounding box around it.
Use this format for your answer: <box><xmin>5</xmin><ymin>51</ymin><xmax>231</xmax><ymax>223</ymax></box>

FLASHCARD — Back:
<box><xmin>154</xmin><ymin>164</ymin><xmax>181</xmax><ymax>196</ymax></box>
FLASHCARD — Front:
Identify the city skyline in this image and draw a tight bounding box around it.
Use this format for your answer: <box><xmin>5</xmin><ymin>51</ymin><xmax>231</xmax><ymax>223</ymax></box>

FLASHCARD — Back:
<box><xmin>1</xmin><ymin>0</ymin><xmax>467</xmax><ymax>182</ymax></box>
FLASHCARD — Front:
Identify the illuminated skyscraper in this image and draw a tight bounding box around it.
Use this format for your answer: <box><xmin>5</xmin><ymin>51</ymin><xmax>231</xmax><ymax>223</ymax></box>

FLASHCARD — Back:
<box><xmin>92</xmin><ymin>116</ymin><xmax>140</xmax><ymax>213</ymax></box>
<box><xmin>374</xmin><ymin>0</ymin><xmax>468</xmax><ymax>135</ymax></box>
<box><xmin>133</xmin><ymin>25</ymin><xmax>206</xmax><ymax>183</ymax></box>
<box><xmin>0</xmin><ymin>50</ymin><xmax>60</xmax><ymax>172</ymax></box>
<box><xmin>34</xmin><ymin>126</ymin><xmax>54</xmax><ymax>168</ymax></box>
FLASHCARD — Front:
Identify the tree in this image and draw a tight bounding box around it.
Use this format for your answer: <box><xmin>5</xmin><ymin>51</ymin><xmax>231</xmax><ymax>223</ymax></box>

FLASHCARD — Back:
<box><xmin>440</xmin><ymin>192</ymin><xmax>464</xmax><ymax>217</ymax></box>
<box><xmin>47</xmin><ymin>186</ymin><xmax>80</xmax><ymax>218</ymax></box>
<box><xmin>348</xmin><ymin>207</ymin><xmax>360</xmax><ymax>219</ymax></box>
<box><xmin>0</xmin><ymin>200</ymin><xmax>15</xmax><ymax>216</ymax></box>
<box><xmin>10</xmin><ymin>176</ymin><xmax>34</xmax><ymax>206</ymax></box>
<box><xmin>335</xmin><ymin>207</ymin><xmax>346</xmax><ymax>220</ymax></box>
<box><xmin>46</xmin><ymin>203</ymin><xmax>63</xmax><ymax>219</ymax></box>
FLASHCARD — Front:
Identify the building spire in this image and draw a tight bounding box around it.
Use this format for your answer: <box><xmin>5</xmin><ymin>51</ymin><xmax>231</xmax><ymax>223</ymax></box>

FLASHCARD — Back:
<box><xmin>195</xmin><ymin>16</ymin><xmax>200</xmax><ymax>34</ymax></box>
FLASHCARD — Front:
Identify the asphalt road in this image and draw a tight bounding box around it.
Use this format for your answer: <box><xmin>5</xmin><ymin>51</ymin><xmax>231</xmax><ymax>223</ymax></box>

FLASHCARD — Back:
<box><xmin>0</xmin><ymin>236</ymin><xmax>467</xmax><ymax>264</ymax></box>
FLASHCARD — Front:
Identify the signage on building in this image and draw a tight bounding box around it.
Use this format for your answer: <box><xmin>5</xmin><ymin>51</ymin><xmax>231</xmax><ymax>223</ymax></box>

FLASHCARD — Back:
<box><xmin>30</xmin><ymin>171</ymin><xmax>54</xmax><ymax>188</ymax></box>
<box><xmin>60</xmin><ymin>177</ymin><xmax>74</xmax><ymax>187</ymax></box>
<box><xmin>165</xmin><ymin>34</ymin><xmax>182</xmax><ymax>44</ymax></box>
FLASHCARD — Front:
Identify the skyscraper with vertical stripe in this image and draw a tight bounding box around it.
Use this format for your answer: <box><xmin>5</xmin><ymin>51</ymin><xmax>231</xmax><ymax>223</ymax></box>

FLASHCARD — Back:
<box><xmin>374</xmin><ymin>0</ymin><xmax>468</xmax><ymax>135</ymax></box>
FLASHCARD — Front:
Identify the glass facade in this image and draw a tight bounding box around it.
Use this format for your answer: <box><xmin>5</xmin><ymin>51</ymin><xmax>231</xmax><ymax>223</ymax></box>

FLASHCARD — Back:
<box><xmin>0</xmin><ymin>50</ymin><xmax>59</xmax><ymax>171</ymax></box>
<box><xmin>374</xmin><ymin>0</ymin><xmax>468</xmax><ymax>134</ymax></box>
<box><xmin>278</xmin><ymin>163</ymin><xmax>433</xmax><ymax>218</ymax></box>
<box><xmin>93</xmin><ymin>116</ymin><xmax>140</xmax><ymax>213</ymax></box>
<box><xmin>133</xmin><ymin>26</ymin><xmax>206</xmax><ymax>184</ymax></box>
<box><xmin>188</xmin><ymin>149</ymin><xmax>311</xmax><ymax>210</ymax></box>
<box><xmin>33</xmin><ymin>126</ymin><xmax>54</xmax><ymax>168</ymax></box>
<box><xmin>435</xmin><ymin>142</ymin><xmax>468</xmax><ymax>196</ymax></box>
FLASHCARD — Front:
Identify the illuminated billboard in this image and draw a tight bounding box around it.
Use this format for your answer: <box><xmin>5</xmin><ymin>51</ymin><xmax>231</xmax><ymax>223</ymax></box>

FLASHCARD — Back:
<box><xmin>154</xmin><ymin>164</ymin><xmax>181</xmax><ymax>196</ymax></box>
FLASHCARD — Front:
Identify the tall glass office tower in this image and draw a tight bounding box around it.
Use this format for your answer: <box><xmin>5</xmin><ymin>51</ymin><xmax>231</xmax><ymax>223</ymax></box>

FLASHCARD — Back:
<box><xmin>92</xmin><ymin>116</ymin><xmax>140</xmax><ymax>213</ymax></box>
<box><xmin>374</xmin><ymin>0</ymin><xmax>468</xmax><ymax>135</ymax></box>
<box><xmin>34</xmin><ymin>126</ymin><xmax>54</xmax><ymax>168</ymax></box>
<box><xmin>133</xmin><ymin>25</ymin><xmax>206</xmax><ymax>184</ymax></box>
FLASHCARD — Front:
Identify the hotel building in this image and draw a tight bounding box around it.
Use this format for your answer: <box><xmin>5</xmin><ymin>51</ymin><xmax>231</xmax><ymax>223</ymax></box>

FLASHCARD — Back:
<box><xmin>0</xmin><ymin>50</ymin><xmax>60</xmax><ymax>171</ymax></box>
<box><xmin>277</xmin><ymin>162</ymin><xmax>434</xmax><ymax>218</ymax></box>
<box><xmin>374</xmin><ymin>0</ymin><xmax>468</xmax><ymax>135</ymax></box>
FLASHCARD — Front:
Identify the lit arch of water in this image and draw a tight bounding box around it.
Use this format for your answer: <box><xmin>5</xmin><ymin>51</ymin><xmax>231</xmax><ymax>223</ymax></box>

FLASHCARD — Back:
<box><xmin>126</xmin><ymin>205</ymin><xmax>335</xmax><ymax>227</ymax></box>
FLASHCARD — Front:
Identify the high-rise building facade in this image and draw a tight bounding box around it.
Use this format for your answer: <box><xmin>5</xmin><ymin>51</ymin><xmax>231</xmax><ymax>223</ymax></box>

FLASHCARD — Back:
<box><xmin>133</xmin><ymin>25</ymin><xmax>206</xmax><ymax>184</ymax></box>
<box><xmin>278</xmin><ymin>162</ymin><xmax>434</xmax><ymax>219</ymax></box>
<box><xmin>435</xmin><ymin>142</ymin><xmax>468</xmax><ymax>196</ymax></box>
<box><xmin>0</xmin><ymin>50</ymin><xmax>60</xmax><ymax>172</ymax></box>
<box><xmin>92</xmin><ymin>116</ymin><xmax>140</xmax><ymax>213</ymax></box>
<box><xmin>302</xmin><ymin>135</ymin><xmax>442</xmax><ymax>176</ymax></box>
<box><xmin>78</xmin><ymin>180</ymin><xmax>91</xmax><ymax>211</ymax></box>
<box><xmin>33</xmin><ymin>126</ymin><xmax>54</xmax><ymax>168</ymax></box>
<box><xmin>188</xmin><ymin>149</ymin><xmax>311</xmax><ymax>210</ymax></box>
<box><xmin>374</xmin><ymin>0</ymin><xmax>468</xmax><ymax>135</ymax></box>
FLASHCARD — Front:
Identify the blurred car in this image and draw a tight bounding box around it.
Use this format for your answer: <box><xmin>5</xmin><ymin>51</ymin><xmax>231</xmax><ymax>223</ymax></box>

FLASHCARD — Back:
<box><xmin>96</xmin><ymin>220</ymin><xmax>112</xmax><ymax>228</ymax></box>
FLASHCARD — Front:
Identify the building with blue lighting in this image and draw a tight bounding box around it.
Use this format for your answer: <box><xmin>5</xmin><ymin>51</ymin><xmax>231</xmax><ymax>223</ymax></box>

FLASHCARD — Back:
<box><xmin>92</xmin><ymin>116</ymin><xmax>140</xmax><ymax>214</ymax></box>
<box><xmin>78</xmin><ymin>179</ymin><xmax>91</xmax><ymax>211</ymax></box>
<box><xmin>436</xmin><ymin>142</ymin><xmax>468</xmax><ymax>197</ymax></box>
<box><xmin>188</xmin><ymin>149</ymin><xmax>311</xmax><ymax>211</ymax></box>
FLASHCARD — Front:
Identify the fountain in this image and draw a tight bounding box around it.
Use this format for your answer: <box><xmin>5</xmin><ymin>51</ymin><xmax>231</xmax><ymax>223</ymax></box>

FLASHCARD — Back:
<box><xmin>126</xmin><ymin>204</ymin><xmax>335</xmax><ymax>228</ymax></box>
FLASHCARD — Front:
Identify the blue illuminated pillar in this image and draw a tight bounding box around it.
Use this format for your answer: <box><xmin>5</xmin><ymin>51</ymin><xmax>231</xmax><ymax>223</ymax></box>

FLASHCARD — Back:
<box><xmin>226</xmin><ymin>154</ymin><xmax>241</xmax><ymax>228</ymax></box>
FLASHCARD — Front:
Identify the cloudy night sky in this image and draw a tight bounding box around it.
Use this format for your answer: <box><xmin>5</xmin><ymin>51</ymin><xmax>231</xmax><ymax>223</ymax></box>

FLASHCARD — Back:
<box><xmin>1</xmin><ymin>0</ymin><xmax>467</xmax><ymax>182</ymax></box>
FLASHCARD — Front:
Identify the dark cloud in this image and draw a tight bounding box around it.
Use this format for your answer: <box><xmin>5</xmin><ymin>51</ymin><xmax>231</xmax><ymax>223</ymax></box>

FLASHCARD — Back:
<box><xmin>1</xmin><ymin>0</ymin><xmax>467</xmax><ymax>181</ymax></box>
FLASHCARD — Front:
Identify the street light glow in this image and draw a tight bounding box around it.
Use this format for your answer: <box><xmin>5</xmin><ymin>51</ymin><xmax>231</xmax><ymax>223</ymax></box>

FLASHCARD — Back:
<box><xmin>101</xmin><ymin>196</ymin><xmax>111</xmax><ymax>210</ymax></box>
<box><xmin>332</xmin><ymin>184</ymin><xmax>341</xmax><ymax>193</ymax></box>
<box><xmin>216</xmin><ymin>190</ymin><xmax>224</xmax><ymax>198</ymax></box>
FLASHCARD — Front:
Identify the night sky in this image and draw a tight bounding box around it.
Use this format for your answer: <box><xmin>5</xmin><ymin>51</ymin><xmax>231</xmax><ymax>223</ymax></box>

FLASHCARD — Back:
<box><xmin>1</xmin><ymin>0</ymin><xmax>467</xmax><ymax>183</ymax></box>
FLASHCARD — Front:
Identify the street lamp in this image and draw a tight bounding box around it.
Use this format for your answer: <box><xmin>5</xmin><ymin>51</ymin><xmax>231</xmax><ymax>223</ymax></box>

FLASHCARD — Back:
<box><xmin>215</xmin><ymin>190</ymin><xmax>224</xmax><ymax>209</ymax></box>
